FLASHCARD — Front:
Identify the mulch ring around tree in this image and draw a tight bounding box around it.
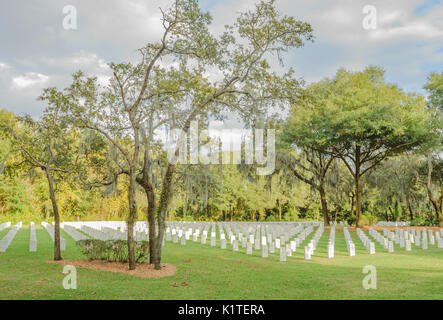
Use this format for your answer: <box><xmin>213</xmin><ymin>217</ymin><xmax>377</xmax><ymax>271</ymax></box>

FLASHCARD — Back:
<box><xmin>47</xmin><ymin>260</ymin><xmax>177</xmax><ymax>279</ymax></box>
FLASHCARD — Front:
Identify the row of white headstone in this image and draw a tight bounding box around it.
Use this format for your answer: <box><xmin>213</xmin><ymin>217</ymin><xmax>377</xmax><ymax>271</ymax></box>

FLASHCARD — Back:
<box><xmin>41</xmin><ymin>222</ymin><xmax>66</xmax><ymax>251</ymax></box>
<box><xmin>0</xmin><ymin>222</ymin><xmax>22</xmax><ymax>252</ymax></box>
<box><xmin>80</xmin><ymin>225</ymin><xmax>114</xmax><ymax>240</ymax></box>
<box><xmin>437</xmin><ymin>231</ymin><xmax>443</xmax><ymax>248</ymax></box>
<box><xmin>0</xmin><ymin>222</ymin><xmax>11</xmax><ymax>232</ymax></box>
<box><xmin>43</xmin><ymin>221</ymin><xmax>442</xmax><ymax>259</ymax></box>
<box><xmin>304</xmin><ymin>223</ymin><xmax>324</xmax><ymax>259</ymax></box>
<box><xmin>278</xmin><ymin>225</ymin><xmax>314</xmax><ymax>261</ymax></box>
<box><xmin>166</xmin><ymin>222</ymin><xmax>315</xmax><ymax>248</ymax></box>
<box><xmin>375</xmin><ymin>221</ymin><xmax>410</xmax><ymax>227</ymax></box>
<box><xmin>329</xmin><ymin>221</ymin><xmax>348</xmax><ymax>227</ymax></box>
<box><xmin>343</xmin><ymin>227</ymin><xmax>356</xmax><ymax>256</ymax></box>
<box><xmin>166</xmin><ymin>221</ymin><xmax>425</xmax><ymax>261</ymax></box>
<box><xmin>356</xmin><ymin>228</ymin><xmax>375</xmax><ymax>254</ymax></box>
<box><xmin>382</xmin><ymin>227</ymin><xmax>442</xmax><ymax>250</ymax></box>
<box><xmin>28</xmin><ymin>221</ymin><xmax>150</xmax><ymax>252</ymax></box>
<box><xmin>164</xmin><ymin>221</ymin><xmax>321</xmax><ymax>261</ymax></box>
<box><xmin>368</xmin><ymin>228</ymin><xmax>395</xmax><ymax>252</ymax></box>
<box><xmin>60</xmin><ymin>222</ymin><xmax>164</xmax><ymax>247</ymax></box>
<box><xmin>61</xmin><ymin>224</ymin><xmax>89</xmax><ymax>241</ymax></box>
<box><xmin>62</xmin><ymin>221</ymin><xmax>150</xmax><ymax>237</ymax></box>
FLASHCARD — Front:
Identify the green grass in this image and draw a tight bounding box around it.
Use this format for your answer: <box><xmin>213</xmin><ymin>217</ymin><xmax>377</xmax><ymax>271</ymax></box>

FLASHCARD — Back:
<box><xmin>0</xmin><ymin>225</ymin><xmax>442</xmax><ymax>300</ymax></box>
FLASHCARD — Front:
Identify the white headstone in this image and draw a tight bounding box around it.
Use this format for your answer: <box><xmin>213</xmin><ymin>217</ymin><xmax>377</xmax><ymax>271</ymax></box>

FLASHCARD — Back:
<box><xmin>405</xmin><ymin>239</ymin><xmax>411</xmax><ymax>251</ymax></box>
<box><xmin>246</xmin><ymin>242</ymin><xmax>252</xmax><ymax>255</ymax></box>
<box><xmin>327</xmin><ymin>243</ymin><xmax>334</xmax><ymax>258</ymax></box>
<box><xmin>388</xmin><ymin>240</ymin><xmax>394</xmax><ymax>253</ymax></box>
<box><xmin>279</xmin><ymin>247</ymin><xmax>287</xmax><ymax>262</ymax></box>
<box><xmin>304</xmin><ymin>246</ymin><xmax>311</xmax><ymax>259</ymax></box>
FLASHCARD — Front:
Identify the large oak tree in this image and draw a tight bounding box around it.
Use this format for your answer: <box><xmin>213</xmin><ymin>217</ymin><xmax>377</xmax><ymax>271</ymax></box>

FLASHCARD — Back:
<box><xmin>288</xmin><ymin>66</ymin><xmax>434</xmax><ymax>227</ymax></box>
<box><xmin>60</xmin><ymin>0</ymin><xmax>313</xmax><ymax>270</ymax></box>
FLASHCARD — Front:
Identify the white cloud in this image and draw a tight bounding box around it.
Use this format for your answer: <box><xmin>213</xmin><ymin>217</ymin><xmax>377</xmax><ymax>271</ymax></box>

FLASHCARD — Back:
<box><xmin>0</xmin><ymin>0</ymin><xmax>442</xmax><ymax>116</ymax></box>
<box><xmin>0</xmin><ymin>62</ymin><xmax>10</xmax><ymax>70</ymax></box>
<box><xmin>42</xmin><ymin>50</ymin><xmax>110</xmax><ymax>72</ymax></box>
<box><xmin>11</xmin><ymin>72</ymin><xmax>49</xmax><ymax>89</ymax></box>
<box><xmin>371</xmin><ymin>23</ymin><xmax>443</xmax><ymax>40</ymax></box>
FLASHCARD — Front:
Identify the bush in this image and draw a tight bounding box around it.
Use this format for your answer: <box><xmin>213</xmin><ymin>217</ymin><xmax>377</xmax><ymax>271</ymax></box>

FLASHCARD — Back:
<box><xmin>76</xmin><ymin>239</ymin><xmax>150</xmax><ymax>263</ymax></box>
<box><xmin>347</xmin><ymin>215</ymin><xmax>356</xmax><ymax>226</ymax></box>
<box><xmin>283</xmin><ymin>207</ymin><xmax>300</xmax><ymax>221</ymax></box>
<box><xmin>361</xmin><ymin>214</ymin><xmax>378</xmax><ymax>226</ymax></box>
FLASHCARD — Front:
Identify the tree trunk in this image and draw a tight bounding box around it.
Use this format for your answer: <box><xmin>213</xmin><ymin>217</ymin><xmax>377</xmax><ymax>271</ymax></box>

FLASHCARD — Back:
<box><xmin>388</xmin><ymin>207</ymin><xmax>393</xmax><ymax>221</ymax></box>
<box><xmin>136</xmin><ymin>149</ymin><xmax>159</xmax><ymax>265</ymax></box>
<box><xmin>426</xmin><ymin>183</ymin><xmax>443</xmax><ymax>228</ymax></box>
<box><xmin>405</xmin><ymin>194</ymin><xmax>414</xmax><ymax>221</ymax></box>
<box><xmin>354</xmin><ymin>146</ymin><xmax>364</xmax><ymax>228</ymax></box>
<box><xmin>350</xmin><ymin>192</ymin><xmax>355</xmax><ymax>218</ymax></box>
<box><xmin>146</xmin><ymin>187</ymin><xmax>157</xmax><ymax>264</ymax></box>
<box><xmin>45</xmin><ymin>168</ymin><xmax>62</xmax><ymax>261</ymax></box>
<box><xmin>355</xmin><ymin>174</ymin><xmax>363</xmax><ymax>228</ymax></box>
<box><xmin>127</xmin><ymin>169</ymin><xmax>137</xmax><ymax>270</ymax></box>
<box><xmin>319</xmin><ymin>185</ymin><xmax>330</xmax><ymax>226</ymax></box>
<box><xmin>429</xmin><ymin>198</ymin><xmax>442</xmax><ymax>227</ymax></box>
<box><xmin>154</xmin><ymin>163</ymin><xmax>175</xmax><ymax>270</ymax></box>
<box><xmin>126</xmin><ymin>218</ymin><xmax>136</xmax><ymax>270</ymax></box>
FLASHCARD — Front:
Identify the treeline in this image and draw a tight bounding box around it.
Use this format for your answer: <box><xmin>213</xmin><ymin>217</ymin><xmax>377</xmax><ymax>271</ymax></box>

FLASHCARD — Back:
<box><xmin>1</xmin><ymin>78</ymin><xmax>441</xmax><ymax>227</ymax></box>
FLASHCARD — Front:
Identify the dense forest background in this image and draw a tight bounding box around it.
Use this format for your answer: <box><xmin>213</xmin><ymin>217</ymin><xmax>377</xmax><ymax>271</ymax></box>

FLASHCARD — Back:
<box><xmin>1</xmin><ymin>67</ymin><xmax>441</xmax><ymax>226</ymax></box>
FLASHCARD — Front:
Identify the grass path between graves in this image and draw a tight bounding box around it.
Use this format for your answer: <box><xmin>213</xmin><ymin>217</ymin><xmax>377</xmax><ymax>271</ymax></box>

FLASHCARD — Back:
<box><xmin>0</xmin><ymin>225</ymin><xmax>442</xmax><ymax>300</ymax></box>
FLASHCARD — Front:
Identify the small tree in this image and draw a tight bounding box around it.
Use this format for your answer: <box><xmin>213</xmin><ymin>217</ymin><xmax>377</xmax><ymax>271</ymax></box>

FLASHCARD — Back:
<box><xmin>0</xmin><ymin>110</ymin><xmax>14</xmax><ymax>176</ymax></box>
<box><xmin>279</xmin><ymin>101</ymin><xmax>336</xmax><ymax>225</ymax></box>
<box><xmin>2</xmin><ymin>89</ymin><xmax>75</xmax><ymax>260</ymax></box>
<box><xmin>276</xmin><ymin>150</ymin><xmax>334</xmax><ymax>225</ymax></box>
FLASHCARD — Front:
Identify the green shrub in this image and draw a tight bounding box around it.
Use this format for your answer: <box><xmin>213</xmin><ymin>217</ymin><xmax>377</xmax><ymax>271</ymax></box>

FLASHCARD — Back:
<box><xmin>76</xmin><ymin>239</ymin><xmax>150</xmax><ymax>263</ymax></box>
<box><xmin>361</xmin><ymin>214</ymin><xmax>378</xmax><ymax>226</ymax></box>
<box><xmin>347</xmin><ymin>215</ymin><xmax>356</xmax><ymax>226</ymax></box>
<box><xmin>410</xmin><ymin>216</ymin><xmax>437</xmax><ymax>226</ymax></box>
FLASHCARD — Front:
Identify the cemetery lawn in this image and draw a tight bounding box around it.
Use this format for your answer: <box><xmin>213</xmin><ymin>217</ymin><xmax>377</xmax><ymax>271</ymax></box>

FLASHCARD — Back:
<box><xmin>0</xmin><ymin>225</ymin><xmax>442</xmax><ymax>300</ymax></box>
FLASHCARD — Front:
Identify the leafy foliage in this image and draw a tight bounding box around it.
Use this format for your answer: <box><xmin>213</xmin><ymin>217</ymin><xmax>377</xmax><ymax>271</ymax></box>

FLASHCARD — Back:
<box><xmin>77</xmin><ymin>239</ymin><xmax>150</xmax><ymax>263</ymax></box>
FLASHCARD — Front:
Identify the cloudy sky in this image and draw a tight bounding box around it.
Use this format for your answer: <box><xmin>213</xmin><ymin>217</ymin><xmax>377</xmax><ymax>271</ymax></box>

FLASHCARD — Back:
<box><xmin>0</xmin><ymin>0</ymin><xmax>442</xmax><ymax>117</ymax></box>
